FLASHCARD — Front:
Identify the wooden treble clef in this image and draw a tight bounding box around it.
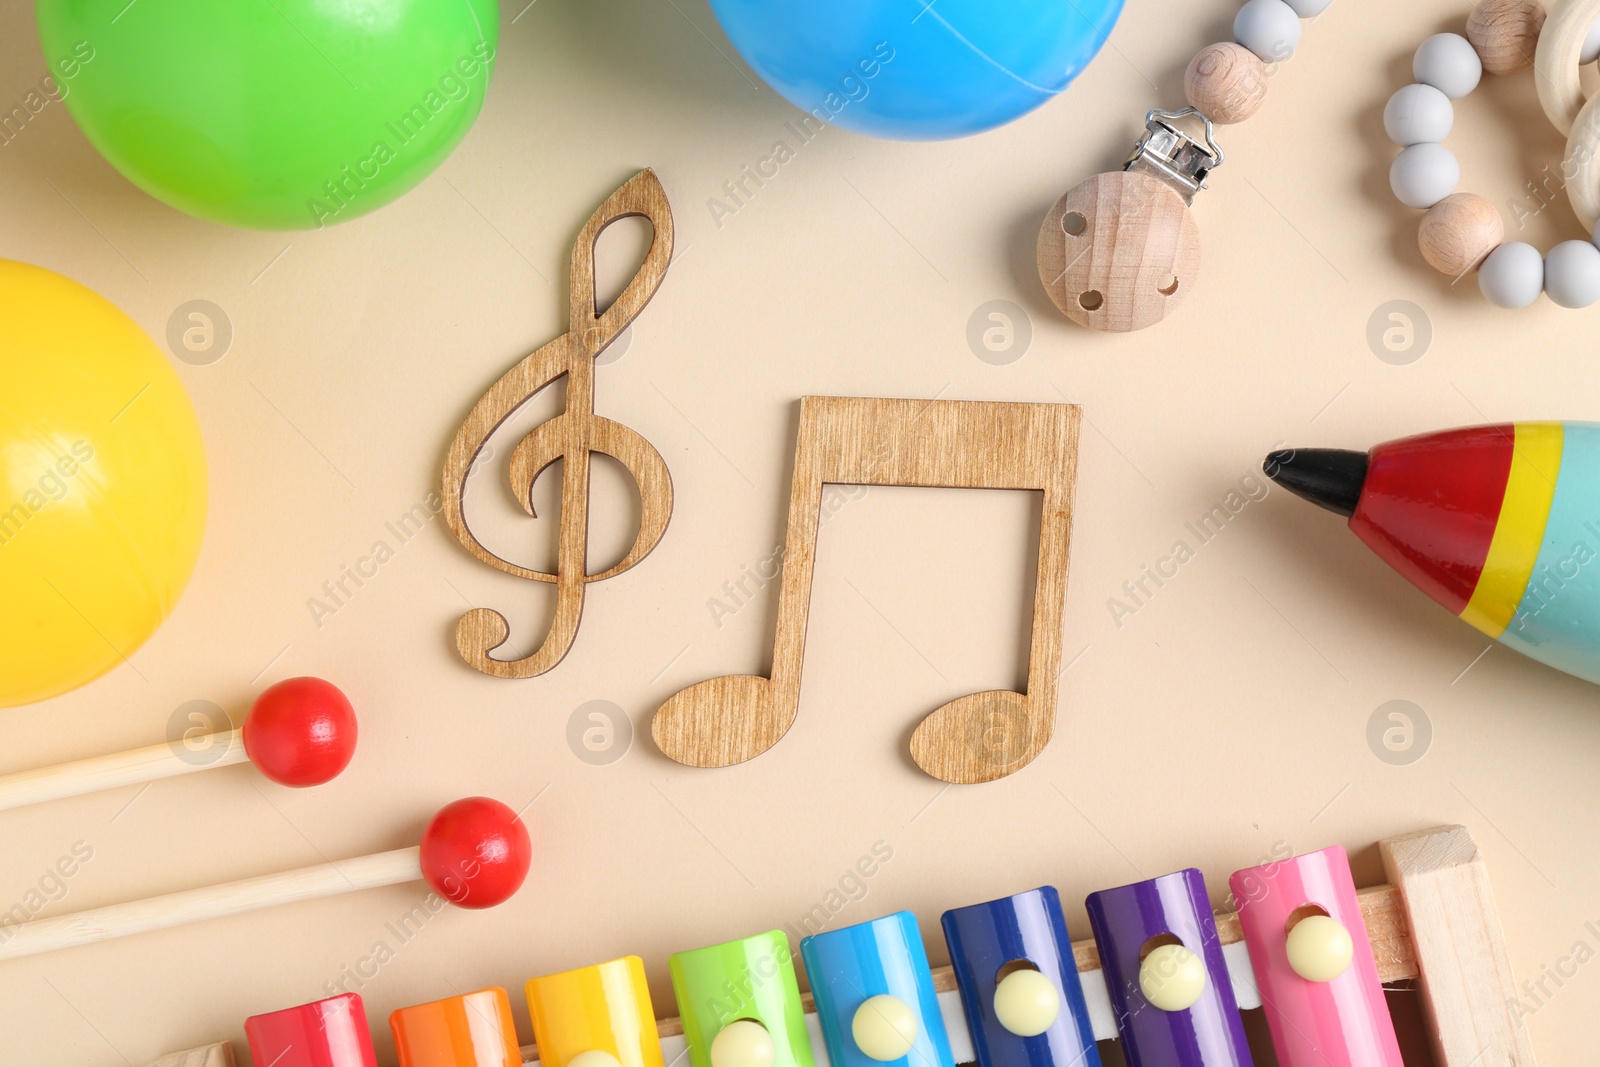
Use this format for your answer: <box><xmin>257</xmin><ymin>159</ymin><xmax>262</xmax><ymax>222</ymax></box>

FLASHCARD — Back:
<box><xmin>441</xmin><ymin>170</ymin><xmax>675</xmax><ymax>678</ymax></box>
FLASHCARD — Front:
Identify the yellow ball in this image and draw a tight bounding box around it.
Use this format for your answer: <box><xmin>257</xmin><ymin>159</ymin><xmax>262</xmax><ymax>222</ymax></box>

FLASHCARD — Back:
<box><xmin>568</xmin><ymin>1052</ymin><xmax>622</xmax><ymax>1067</ymax></box>
<box><xmin>0</xmin><ymin>260</ymin><xmax>207</xmax><ymax>707</ymax></box>
<box><xmin>1286</xmin><ymin>914</ymin><xmax>1355</xmax><ymax>983</ymax></box>
<box><xmin>1139</xmin><ymin>943</ymin><xmax>1207</xmax><ymax>1012</ymax></box>
<box><xmin>993</xmin><ymin>968</ymin><xmax>1060</xmax><ymax>1037</ymax></box>
<box><xmin>851</xmin><ymin>994</ymin><xmax>918</xmax><ymax>1061</ymax></box>
<box><xmin>711</xmin><ymin>1020</ymin><xmax>776</xmax><ymax>1067</ymax></box>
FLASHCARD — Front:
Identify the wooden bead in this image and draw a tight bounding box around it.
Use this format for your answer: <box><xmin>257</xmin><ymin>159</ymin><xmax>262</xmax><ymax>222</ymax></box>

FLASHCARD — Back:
<box><xmin>1185</xmin><ymin>43</ymin><xmax>1270</xmax><ymax>124</ymax></box>
<box><xmin>1467</xmin><ymin>0</ymin><xmax>1546</xmax><ymax>75</ymax></box>
<box><xmin>1418</xmin><ymin>192</ymin><xmax>1505</xmax><ymax>275</ymax></box>
<box><xmin>1036</xmin><ymin>171</ymin><xmax>1202</xmax><ymax>333</ymax></box>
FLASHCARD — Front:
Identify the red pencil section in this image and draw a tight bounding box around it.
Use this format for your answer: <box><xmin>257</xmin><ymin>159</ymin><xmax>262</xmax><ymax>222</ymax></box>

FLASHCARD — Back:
<box><xmin>1348</xmin><ymin>425</ymin><xmax>1514</xmax><ymax>615</ymax></box>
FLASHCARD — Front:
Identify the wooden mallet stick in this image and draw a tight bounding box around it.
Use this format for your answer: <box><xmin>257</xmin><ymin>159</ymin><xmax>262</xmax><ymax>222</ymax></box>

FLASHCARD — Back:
<box><xmin>0</xmin><ymin>797</ymin><xmax>530</xmax><ymax>962</ymax></box>
<box><xmin>0</xmin><ymin>730</ymin><xmax>248</xmax><ymax>813</ymax></box>
<box><xmin>0</xmin><ymin>677</ymin><xmax>356</xmax><ymax>813</ymax></box>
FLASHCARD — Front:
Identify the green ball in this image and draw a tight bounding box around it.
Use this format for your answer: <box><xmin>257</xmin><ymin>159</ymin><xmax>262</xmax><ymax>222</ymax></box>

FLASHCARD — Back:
<box><xmin>36</xmin><ymin>0</ymin><xmax>498</xmax><ymax>230</ymax></box>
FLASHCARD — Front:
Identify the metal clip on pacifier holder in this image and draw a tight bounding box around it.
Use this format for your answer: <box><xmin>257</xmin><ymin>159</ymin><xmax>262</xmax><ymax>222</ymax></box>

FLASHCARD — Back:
<box><xmin>1127</xmin><ymin>107</ymin><xmax>1224</xmax><ymax>203</ymax></box>
<box><xmin>1037</xmin><ymin>108</ymin><xmax>1223</xmax><ymax>333</ymax></box>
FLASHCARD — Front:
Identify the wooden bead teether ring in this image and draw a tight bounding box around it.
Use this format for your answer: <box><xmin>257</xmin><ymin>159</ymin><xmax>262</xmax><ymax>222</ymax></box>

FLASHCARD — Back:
<box><xmin>1537</xmin><ymin>0</ymin><xmax>1600</xmax><ymax>229</ymax></box>
<box><xmin>1534</xmin><ymin>0</ymin><xmax>1600</xmax><ymax>136</ymax></box>
<box><xmin>1385</xmin><ymin>0</ymin><xmax>1600</xmax><ymax>307</ymax></box>
<box><xmin>1037</xmin><ymin>170</ymin><xmax>1201</xmax><ymax>332</ymax></box>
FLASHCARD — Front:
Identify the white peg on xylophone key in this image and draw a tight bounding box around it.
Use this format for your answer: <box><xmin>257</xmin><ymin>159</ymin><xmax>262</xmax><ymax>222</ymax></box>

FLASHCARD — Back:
<box><xmin>710</xmin><ymin>1020</ymin><xmax>777</xmax><ymax>1067</ymax></box>
<box><xmin>1285</xmin><ymin>912</ymin><xmax>1355</xmax><ymax>983</ymax></box>
<box><xmin>991</xmin><ymin>967</ymin><xmax>1061</xmax><ymax>1037</ymax></box>
<box><xmin>851</xmin><ymin>995</ymin><xmax>919</xmax><ymax>1061</ymax></box>
<box><xmin>1138</xmin><ymin>942</ymin><xmax>1208</xmax><ymax>1013</ymax></box>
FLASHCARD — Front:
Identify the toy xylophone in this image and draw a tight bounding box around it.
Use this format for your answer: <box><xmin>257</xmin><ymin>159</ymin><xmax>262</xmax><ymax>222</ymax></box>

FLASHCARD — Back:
<box><xmin>144</xmin><ymin>825</ymin><xmax>1532</xmax><ymax>1067</ymax></box>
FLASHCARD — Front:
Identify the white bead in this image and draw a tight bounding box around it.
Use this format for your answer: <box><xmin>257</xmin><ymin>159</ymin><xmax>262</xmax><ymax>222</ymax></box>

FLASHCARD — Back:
<box><xmin>1479</xmin><ymin>242</ymin><xmax>1544</xmax><ymax>308</ymax></box>
<box><xmin>1138</xmin><ymin>944</ymin><xmax>1207</xmax><ymax>1012</ymax></box>
<box><xmin>993</xmin><ymin>969</ymin><xmax>1060</xmax><ymax>1037</ymax></box>
<box><xmin>1285</xmin><ymin>915</ymin><xmax>1354</xmax><ymax>983</ymax></box>
<box><xmin>852</xmin><ymin>995</ymin><xmax>918</xmax><ymax>1061</ymax></box>
<box><xmin>1383</xmin><ymin>84</ymin><xmax>1453</xmax><ymax>146</ymax></box>
<box><xmin>1543</xmin><ymin>240</ymin><xmax>1600</xmax><ymax>308</ymax></box>
<box><xmin>1389</xmin><ymin>143</ymin><xmax>1459</xmax><ymax>209</ymax></box>
<box><xmin>1234</xmin><ymin>0</ymin><xmax>1303</xmax><ymax>62</ymax></box>
<box><xmin>1283</xmin><ymin>0</ymin><xmax>1333</xmax><ymax>14</ymax></box>
<box><xmin>1583</xmin><ymin>17</ymin><xmax>1600</xmax><ymax>64</ymax></box>
<box><xmin>1413</xmin><ymin>33</ymin><xmax>1482</xmax><ymax>98</ymax></box>
<box><xmin>569</xmin><ymin>1053</ymin><xmax>623</xmax><ymax>1067</ymax></box>
<box><xmin>711</xmin><ymin>1021</ymin><xmax>777</xmax><ymax>1067</ymax></box>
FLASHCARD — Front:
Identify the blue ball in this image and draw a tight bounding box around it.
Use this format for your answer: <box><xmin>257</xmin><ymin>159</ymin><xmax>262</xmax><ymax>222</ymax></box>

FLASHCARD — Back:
<box><xmin>708</xmin><ymin>0</ymin><xmax>1124</xmax><ymax>140</ymax></box>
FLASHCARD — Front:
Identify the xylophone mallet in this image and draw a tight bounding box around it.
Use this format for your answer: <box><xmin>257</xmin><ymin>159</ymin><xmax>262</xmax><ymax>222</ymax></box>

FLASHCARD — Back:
<box><xmin>0</xmin><ymin>796</ymin><xmax>530</xmax><ymax>961</ymax></box>
<box><xmin>0</xmin><ymin>677</ymin><xmax>358</xmax><ymax>811</ymax></box>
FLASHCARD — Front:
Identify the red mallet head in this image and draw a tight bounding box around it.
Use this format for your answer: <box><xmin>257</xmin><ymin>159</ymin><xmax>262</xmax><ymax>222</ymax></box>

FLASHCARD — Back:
<box><xmin>242</xmin><ymin>677</ymin><xmax>358</xmax><ymax>787</ymax></box>
<box><xmin>420</xmin><ymin>797</ymin><xmax>532</xmax><ymax>909</ymax></box>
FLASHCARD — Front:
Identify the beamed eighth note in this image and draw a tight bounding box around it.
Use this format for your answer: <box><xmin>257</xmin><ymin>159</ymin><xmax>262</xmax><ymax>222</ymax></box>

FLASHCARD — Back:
<box><xmin>652</xmin><ymin>396</ymin><xmax>1082</xmax><ymax>784</ymax></box>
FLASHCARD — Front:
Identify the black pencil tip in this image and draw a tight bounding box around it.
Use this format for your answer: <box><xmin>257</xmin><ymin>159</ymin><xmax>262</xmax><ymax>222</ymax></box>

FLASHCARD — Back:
<box><xmin>1264</xmin><ymin>448</ymin><xmax>1368</xmax><ymax>518</ymax></box>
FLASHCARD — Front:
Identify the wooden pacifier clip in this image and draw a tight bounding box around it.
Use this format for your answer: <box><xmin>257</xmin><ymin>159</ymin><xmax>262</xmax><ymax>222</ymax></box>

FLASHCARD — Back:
<box><xmin>1037</xmin><ymin>0</ymin><xmax>1333</xmax><ymax>332</ymax></box>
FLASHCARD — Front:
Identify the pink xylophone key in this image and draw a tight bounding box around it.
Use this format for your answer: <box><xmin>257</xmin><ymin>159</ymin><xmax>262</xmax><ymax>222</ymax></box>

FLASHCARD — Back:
<box><xmin>1229</xmin><ymin>846</ymin><xmax>1402</xmax><ymax>1067</ymax></box>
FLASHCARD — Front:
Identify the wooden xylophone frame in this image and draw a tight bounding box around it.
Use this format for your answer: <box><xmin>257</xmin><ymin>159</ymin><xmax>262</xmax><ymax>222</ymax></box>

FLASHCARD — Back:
<box><xmin>145</xmin><ymin>825</ymin><xmax>1534</xmax><ymax>1067</ymax></box>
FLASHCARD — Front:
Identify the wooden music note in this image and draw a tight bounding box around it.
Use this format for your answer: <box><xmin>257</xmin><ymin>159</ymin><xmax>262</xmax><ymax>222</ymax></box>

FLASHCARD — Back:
<box><xmin>651</xmin><ymin>397</ymin><xmax>1081</xmax><ymax>784</ymax></box>
<box><xmin>442</xmin><ymin>170</ymin><xmax>674</xmax><ymax>678</ymax></box>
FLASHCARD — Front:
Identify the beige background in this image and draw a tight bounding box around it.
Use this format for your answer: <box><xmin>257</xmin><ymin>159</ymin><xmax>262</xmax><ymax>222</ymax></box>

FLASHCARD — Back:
<box><xmin>1</xmin><ymin>0</ymin><xmax>1597</xmax><ymax>1063</ymax></box>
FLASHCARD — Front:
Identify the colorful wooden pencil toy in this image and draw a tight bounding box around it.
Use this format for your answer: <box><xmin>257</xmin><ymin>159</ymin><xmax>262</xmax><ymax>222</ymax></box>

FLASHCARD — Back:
<box><xmin>1267</xmin><ymin>421</ymin><xmax>1600</xmax><ymax>684</ymax></box>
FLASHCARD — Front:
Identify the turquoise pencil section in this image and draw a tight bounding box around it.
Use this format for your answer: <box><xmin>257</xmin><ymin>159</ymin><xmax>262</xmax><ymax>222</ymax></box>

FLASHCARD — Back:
<box><xmin>1504</xmin><ymin>423</ymin><xmax>1600</xmax><ymax>683</ymax></box>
